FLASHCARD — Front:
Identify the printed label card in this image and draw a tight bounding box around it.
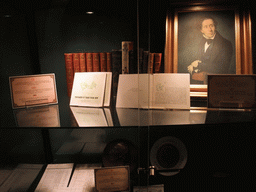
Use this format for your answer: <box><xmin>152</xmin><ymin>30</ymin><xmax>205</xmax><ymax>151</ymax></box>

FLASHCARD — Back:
<box><xmin>70</xmin><ymin>72</ymin><xmax>112</xmax><ymax>107</ymax></box>
<box><xmin>9</xmin><ymin>73</ymin><xmax>58</xmax><ymax>109</ymax></box>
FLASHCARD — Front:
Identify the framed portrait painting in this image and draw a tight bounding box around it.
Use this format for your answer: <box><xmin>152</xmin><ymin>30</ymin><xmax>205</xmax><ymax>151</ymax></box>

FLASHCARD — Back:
<box><xmin>165</xmin><ymin>6</ymin><xmax>253</xmax><ymax>97</ymax></box>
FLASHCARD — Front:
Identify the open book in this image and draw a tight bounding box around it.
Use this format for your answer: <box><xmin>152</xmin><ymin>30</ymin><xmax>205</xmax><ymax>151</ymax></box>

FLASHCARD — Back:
<box><xmin>70</xmin><ymin>72</ymin><xmax>112</xmax><ymax>107</ymax></box>
<box><xmin>116</xmin><ymin>73</ymin><xmax>190</xmax><ymax>109</ymax></box>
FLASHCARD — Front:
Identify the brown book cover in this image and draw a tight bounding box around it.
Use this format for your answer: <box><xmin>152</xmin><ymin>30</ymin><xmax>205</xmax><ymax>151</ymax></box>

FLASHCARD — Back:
<box><xmin>100</xmin><ymin>52</ymin><xmax>107</xmax><ymax>72</ymax></box>
<box><xmin>79</xmin><ymin>52</ymin><xmax>86</xmax><ymax>72</ymax></box>
<box><xmin>86</xmin><ymin>52</ymin><xmax>93</xmax><ymax>72</ymax></box>
<box><xmin>64</xmin><ymin>53</ymin><xmax>74</xmax><ymax>97</ymax></box>
<box><xmin>148</xmin><ymin>53</ymin><xmax>155</xmax><ymax>74</ymax></box>
<box><xmin>106</xmin><ymin>52</ymin><xmax>112</xmax><ymax>72</ymax></box>
<box><xmin>92</xmin><ymin>52</ymin><xmax>100</xmax><ymax>72</ymax></box>
<box><xmin>73</xmin><ymin>53</ymin><xmax>80</xmax><ymax>73</ymax></box>
<box><xmin>154</xmin><ymin>53</ymin><xmax>162</xmax><ymax>73</ymax></box>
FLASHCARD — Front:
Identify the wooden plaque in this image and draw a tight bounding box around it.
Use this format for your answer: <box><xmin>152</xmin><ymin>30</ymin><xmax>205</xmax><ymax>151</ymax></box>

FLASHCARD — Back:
<box><xmin>208</xmin><ymin>75</ymin><xmax>256</xmax><ymax>109</ymax></box>
<box><xmin>9</xmin><ymin>73</ymin><xmax>58</xmax><ymax>109</ymax></box>
<box><xmin>94</xmin><ymin>166</ymin><xmax>130</xmax><ymax>192</ymax></box>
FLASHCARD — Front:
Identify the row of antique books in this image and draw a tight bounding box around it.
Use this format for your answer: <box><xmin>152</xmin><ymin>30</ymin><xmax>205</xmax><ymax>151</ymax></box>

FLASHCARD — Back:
<box><xmin>64</xmin><ymin>50</ymin><xmax>162</xmax><ymax>97</ymax></box>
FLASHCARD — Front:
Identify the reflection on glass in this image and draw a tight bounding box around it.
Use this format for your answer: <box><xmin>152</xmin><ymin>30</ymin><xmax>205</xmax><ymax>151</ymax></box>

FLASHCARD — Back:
<box><xmin>54</xmin><ymin>128</ymin><xmax>107</xmax><ymax>158</ymax></box>
<box><xmin>70</xmin><ymin>107</ymin><xmax>113</xmax><ymax>127</ymax></box>
<box><xmin>116</xmin><ymin>108</ymin><xmax>207</xmax><ymax>126</ymax></box>
<box><xmin>13</xmin><ymin>104</ymin><xmax>60</xmax><ymax>127</ymax></box>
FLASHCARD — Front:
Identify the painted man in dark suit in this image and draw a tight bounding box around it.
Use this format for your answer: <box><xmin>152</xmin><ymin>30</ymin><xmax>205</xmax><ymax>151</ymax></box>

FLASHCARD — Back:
<box><xmin>187</xmin><ymin>16</ymin><xmax>233</xmax><ymax>84</ymax></box>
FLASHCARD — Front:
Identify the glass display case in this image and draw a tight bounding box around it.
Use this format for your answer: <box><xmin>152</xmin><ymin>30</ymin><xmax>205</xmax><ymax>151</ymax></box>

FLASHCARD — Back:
<box><xmin>1</xmin><ymin>0</ymin><xmax>256</xmax><ymax>191</ymax></box>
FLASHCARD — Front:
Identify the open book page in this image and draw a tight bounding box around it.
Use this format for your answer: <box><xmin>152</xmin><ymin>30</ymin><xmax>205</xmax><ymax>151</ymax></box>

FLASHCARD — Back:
<box><xmin>116</xmin><ymin>74</ymin><xmax>190</xmax><ymax>109</ymax></box>
<box><xmin>68</xmin><ymin>164</ymin><xmax>102</xmax><ymax>192</ymax></box>
<box><xmin>151</xmin><ymin>73</ymin><xmax>190</xmax><ymax>109</ymax></box>
<box><xmin>70</xmin><ymin>72</ymin><xmax>106</xmax><ymax>107</ymax></box>
<box><xmin>116</xmin><ymin>74</ymin><xmax>150</xmax><ymax>108</ymax></box>
<box><xmin>35</xmin><ymin>163</ymin><xmax>74</xmax><ymax>191</ymax></box>
<box><xmin>0</xmin><ymin>164</ymin><xmax>43</xmax><ymax>192</ymax></box>
<box><xmin>70</xmin><ymin>107</ymin><xmax>108</xmax><ymax>127</ymax></box>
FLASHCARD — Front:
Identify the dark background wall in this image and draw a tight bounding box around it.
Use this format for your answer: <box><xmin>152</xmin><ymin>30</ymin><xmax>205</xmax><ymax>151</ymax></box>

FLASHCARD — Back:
<box><xmin>0</xmin><ymin>2</ymin><xmax>255</xmax><ymax>188</ymax></box>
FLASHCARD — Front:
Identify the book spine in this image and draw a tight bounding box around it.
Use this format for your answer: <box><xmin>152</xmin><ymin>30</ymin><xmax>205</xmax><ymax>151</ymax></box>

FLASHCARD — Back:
<box><xmin>86</xmin><ymin>52</ymin><xmax>93</xmax><ymax>72</ymax></box>
<box><xmin>79</xmin><ymin>52</ymin><xmax>86</xmax><ymax>72</ymax></box>
<box><xmin>154</xmin><ymin>53</ymin><xmax>162</xmax><ymax>73</ymax></box>
<box><xmin>112</xmin><ymin>49</ymin><xmax>122</xmax><ymax>98</ymax></box>
<box><xmin>92</xmin><ymin>52</ymin><xmax>100</xmax><ymax>72</ymax></box>
<box><xmin>64</xmin><ymin>53</ymin><xmax>74</xmax><ymax>97</ymax></box>
<box><xmin>106</xmin><ymin>52</ymin><xmax>112</xmax><ymax>72</ymax></box>
<box><xmin>138</xmin><ymin>48</ymin><xmax>144</xmax><ymax>73</ymax></box>
<box><xmin>73</xmin><ymin>53</ymin><xmax>80</xmax><ymax>73</ymax></box>
<box><xmin>148</xmin><ymin>53</ymin><xmax>155</xmax><ymax>74</ymax></box>
<box><xmin>100</xmin><ymin>52</ymin><xmax>107</xmax><ymax>72</ymax></box>
<box><xmin>122</xmin><ymin>41</ymin><xmax>133</xmax><ymax>74</ymax></box>
<box><xmin>143</xmin><ymin>51</ymin><xmax>149</xmax><ymax>73</ymax></box>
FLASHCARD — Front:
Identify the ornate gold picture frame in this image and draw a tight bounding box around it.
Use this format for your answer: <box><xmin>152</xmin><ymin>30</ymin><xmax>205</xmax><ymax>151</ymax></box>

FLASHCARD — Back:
<box><xmin>165</xmin><ymin>6</ymin><xmax>253</xmax><ymax>97</ymax></box>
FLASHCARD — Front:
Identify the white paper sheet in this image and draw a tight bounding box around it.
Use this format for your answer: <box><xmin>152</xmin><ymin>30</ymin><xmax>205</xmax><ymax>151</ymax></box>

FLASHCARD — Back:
<box><xmin>70</xmin><ymin>72</ymin><xmax>112</xmax><ymax>107</ymax></box>
<box><xmin>68</xmin><ymin>164</ymin><xmax>101</xmax><ymax>192</ymax></box>
<box><xmin>70</xmin><ymin>72</ymin><xmax>106</xmax><ymax>107</ymax></box>
<box><xmin>35</xmin><ymin>163</ymin><xmax>73</xmax><ymax>192</ymax></box>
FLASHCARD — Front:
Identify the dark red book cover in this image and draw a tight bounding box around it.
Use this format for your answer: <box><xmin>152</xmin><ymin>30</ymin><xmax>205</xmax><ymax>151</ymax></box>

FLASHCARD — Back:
<box><xmin>64</xmin><ymin>53</ymin><xmax>74</xmax><ymax>97</ymax></box>
<box><xmin>106</xmin><ymin>52</ymin><xmax>112</xmax><ymax>72</ymax></box>
<box><xmin>72</xmin><ymin>53</ymin><xmax>80</xmax><ymax>73</ymax></box>
<box><xmin>79</xmin><ymin>52</ymin><xmax>86</xmax><ymax>72</ymax></box>
<box><xmin>154</xmin><ymin>53</ymin><xmax>162</xmax><ymax>73</ymax></box>
<box><xmin>100</xmin><ymin>52</ymin><xmax>107</xmax><ymax>72</ymax></box>
<box><xmin>86</xmin><ymin>52</ymin><xmax>93</xmax><ymax>72</ymax></box>
<box><xmin>92</xmin><ymin>52</ymin><xmax>100</xmax><ymax>72</ymax></box>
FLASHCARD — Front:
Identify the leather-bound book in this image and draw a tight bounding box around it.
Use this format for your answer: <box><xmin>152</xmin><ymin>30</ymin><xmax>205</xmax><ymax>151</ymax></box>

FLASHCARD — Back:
<box><xmin>100</xmin><ymin>52</ymin><xmax>107</xmax><ymax>72</ymax></box>
<box><xmin>86</xmin><ymin>52</ymin><xmax>93</xmax><ymax>72</ymax></box>
<box><xmin>92</xmin><ymin>52</ymin><xmax>100</xmax><ymax>72</ymax></box>
<box><xmin>79</xmin><ymin>52</ymin><xmax>86</xmax><ymax>72</ymax></box>
<box><xmin>64</xmin><ymin>53</ymin><xmax>74</xmax><ymax>97</ymax></box>
<box><xmin>72</xmin><ymin>53</ymin><xmax>80</xmax><ymax>73</ymax></box>
<box><xmin>106</xmin><ymin>52</ymin><xmax>112</xmax><ymax>72</ymax></box>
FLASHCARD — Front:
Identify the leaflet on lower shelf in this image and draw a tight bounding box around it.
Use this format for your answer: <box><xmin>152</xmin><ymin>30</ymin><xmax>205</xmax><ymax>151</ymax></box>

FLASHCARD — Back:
<box><xmin>35</xmin><ymin>163</ymin><xmax>102</xmax><ymax>192</ymax></box>
<box><xmin>35</xmin><ymin>163</ymin><xmax>74</xmax><ymax>191</ymax></box>
<box><xmin>0</xmin><ymin>164</ymin><xmax>43</xmax><ymax>192</ymax></box>
<box><xmin>68</xmin><ymin>164</ymin><xmax>102</xmax><ymax>191</ymax></box>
